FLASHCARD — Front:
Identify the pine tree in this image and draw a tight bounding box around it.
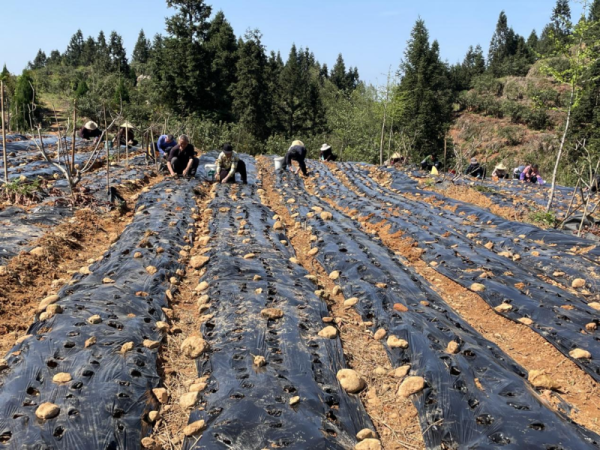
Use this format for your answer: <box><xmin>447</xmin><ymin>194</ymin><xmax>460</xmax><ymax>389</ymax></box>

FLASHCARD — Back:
<box><xmin>488</xmin><ymin>12</ymin><xmax>512</xmax><ymax>76</ymax></box>
<box><xmin>95</xmin><ymin>31</ymin><xmax>111</xmax><ymax>70</ymax></box>
<box><xmin>331</xmin><ymin>54</ymin><xmax>348</xmax><ymax>90</ymax></box>
<box><xmin>395</xmin><ymin>19</ymin><xmax>452</xmax><ymax>158</ymax></box>
<box><xmin>278</xmin><ymin>44</ymin><xmax>309</xmax><ymax>136</ymax></box>
<box><xmin>132</xmin><ymin>30</ymin><xmax>151</xmax><ymax>64</ymax></box>
<box><xmin>47</xmin><ymin>50</ymin><xmax>62</xmax><ymax>65</ymax></box>
<box><xmin>527</xmin><ymin>30</ymin><xmax>539</xmax><ymax>52</ymax></box>
<box><xmin>29</xmin><ymin>50</ymin><xmax>47</xmax><ymax>69</ymax></box>
<box><xmin>204</xmin><ymin>11</ymin><xmax>238</xmax><ymax>121</ymax></box>
<box><xmin>81</xmin><ymin>36</ymin><xmax>97</xmax><ymax>66</ymax></box>
<box><xmin>232</xmin><ymin>30</ymin><xmax>270</xmax><ymax>140</ymax></box>
<box><xmin>108</xmin><ymin>31</ymin><xmax>129</xmax><ymax>73</ymax></box>
<box><xmin>64</xmin><ymin>30</ymin><xmax>84</xmax><ymax>66</ymax></box>
<box><xmin>11</xmin><ymin>70</ymin><xmax>39</xmax><ymax>131</ymax></box>
<box><xmin>0</xmin><ymin>65</ymin><xmax>9</xmax><ymax>82</ymax></box>
<box><xmin>591</xmin><ymin>0</ymin><xmax>600</xmax><ymax>21</ymax></box>
<box><xmin>551</xmin><ymin>0</ymin><xmax>572</xmax><ymax>43</ymax></box>
<box><xmin>265</xmin><ymin>51</ymin><xmax>284</xmax><ymax>132</ymax></box>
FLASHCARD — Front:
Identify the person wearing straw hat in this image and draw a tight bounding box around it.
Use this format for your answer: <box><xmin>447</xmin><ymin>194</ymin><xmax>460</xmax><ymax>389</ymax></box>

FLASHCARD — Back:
<box><xmin>79</xmin><ymin>121</ymin><xmax>102</xmax><ymax>144</ymax></box>
<box><xmin>385</xmin><ymin>152</ymin><xmax>405</xmax><ymax>166</ymax></box>
<box><xmin>465</xmin><ymin>157</ymin><xmax>485</xmax><ymax>179</ymax></box>
<box><xmin>283</xmin><ymin>140</ymin><xmax>309</xmax><ymax>176</ymax></box>
<box><xmin>320</xmin><ymin>144</ymin><xmax>337</xmax><ymax>162</ymax></box>
<box><xmin>215</xmin><ymin>143</ymin><xmax>247</xmax><ymax>184</ymax></box>
<box><xmin>167</xmin><ymin>134</ymin><xmax>199</xmax><ymax>178</ymax></box>
<box><xmin>492</xmin><ymin>162</ymin><xmax>509</xmax><ymax>179</ymax></box>
<box><xmin>114</xmin><ymin>121</ymin><xmax>138</xmax><ymax>148</ymax></box>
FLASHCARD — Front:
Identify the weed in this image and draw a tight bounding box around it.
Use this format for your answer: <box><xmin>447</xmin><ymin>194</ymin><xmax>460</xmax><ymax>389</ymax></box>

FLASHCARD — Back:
<box><xmin>473</xmin><ymin>185</ymin><xmax>495</xmax><ymax>193</ymax></box>
<box><xmin>528</xmin><ymin>211</ymin><xmax>556</xmax><ymax>228</ymax></box>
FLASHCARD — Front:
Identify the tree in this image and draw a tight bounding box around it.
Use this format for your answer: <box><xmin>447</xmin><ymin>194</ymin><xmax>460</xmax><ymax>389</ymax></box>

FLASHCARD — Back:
<box><xmin>232</xmin><ymin>30</ymin><xmax>270</xmax><ymax>140</ymax></box>
<box><xmin>204</xmin><ymin>12</ymin><xmax>238</xmax><ymax>121</ymax></box>
<box><xmin>29</xmin><ymin>50</ymin><xmax>47</xmax><ymax>70</ymax></box>
<box><xmin>11</xmin><ymin>70</ymin><xmax>39</xmax><ymax>131</ymax></box>
<box><xmin>64</xmin><ymin>30</ymin><xmax>84</xmax><ymax>66</ymax></box>
<box><xmin>551</xmin><ymin>0</ymin><xmax>572</xmax><ymax>44</ymax></box>
<box><xmin>47</xmin><ymin>50</ymin><xmax>62</xmax><ymax>65</ymax></box>
<box><xmin>394</xmin><ymin>19</ymin><xmax>453</xmax><ymax>159</ymax></box>
<box><xmin>132</xmin><ymin>30</ymin><xmax>151</xmax><ymax>65</ymax></box>
<box><xmin>278</xmin><ymin>44</ymin><xmax>308</xmax><ymax>136</ymax></box>
<box><xmin>527</xmin><ymin>30</ymin><xmax>539</xmax><ymax>52</ymax></box>
<box><xmin>81</xmin><ymin>36</ymin><xmax>97</xmax><ymax>66</ymax></box>
<box><xmin>108</xmin><ymin>31</ymin><xmax>129</xmax><ymax>73</ymax></box>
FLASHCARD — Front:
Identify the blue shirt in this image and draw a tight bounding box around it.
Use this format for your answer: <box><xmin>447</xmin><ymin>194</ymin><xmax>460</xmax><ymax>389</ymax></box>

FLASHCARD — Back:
<box><xmin>157</xmin><ymin>135</ymin><xmax>176</xmax><ymax>155</ymax></box>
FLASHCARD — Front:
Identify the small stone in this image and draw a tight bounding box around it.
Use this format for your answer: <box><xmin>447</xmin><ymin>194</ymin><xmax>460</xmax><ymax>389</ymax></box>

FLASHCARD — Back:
<box><xmin>289</xmin><ymin>257</ymin><xmax>299</xmax><ymax>264</ymax></box>
<box><xmin>569</xmin><ymin>348</ymin><xmax>592</xmax><ymax>359</ymax></box>
<box><xmin>141</xmin><ymin>438</ymin><xmax>156</xmax><ymax>449</ymax></box>
<box><xmin>398</xmin><ymin>376</ymin><xmax>425</xmax><ymax>398</ymax></box>
<box><xmin>355</xmin><ymin>439</ymin><xmax>382</xmax><ymax>450</ymax></box>
<box><xmin>120</xmin><ymin>342</ymin><xmax>135</xmax><ymax>353</ymax></box>
<box><xmin>195</xmin><ymin>281</ymin><xmax>209</xmax><ymax>292</ymax></box>
<box><xmin>329</xmin><ymin>271</ymin><xmax>340</xmax><ymax>280</ymax></box>
<box><xmin>356</xmin><ymin>429</ymin><xmax>378</xmax><ymax>441</ymax></box>
<box><xmin>15</xmin><ymin>334</ymin><xmax>32</xmax><ymax>345</ymax></box>
<box><xmin>180</xmin><ymin>391</ymin><xmax>198</xmax><ymax>409</ymax></box>
<box><xmin>102</xmin><ymin>277</ymin><xmax>115</xmax><ymax>284</ymax></box>
<box><xmin>181</xmin><ymin>335</ymin><xmax>209</xmax><ymax>359</ymax></box>
<box><xmin>446</xmin><ymin>341</ymin><xmax>460</xmax><ymax>354</ymax></box>
<box><xmin>190</xmin><ymin>255</ymin><xmax>210</xmax><ymax>270</ymax></box>
<box><xmin>336</xmin><ymin>369</ymin><xmax>366</xmax><ymax>393</ymax></box>
<box><xmin>243</xmin><ymin>253</ymin><xmax>256</xmax><ymax>259</ymax></box>
<box><xmin>273</xmin><ymin>221</ymin><xmax>285</xmax><ymax>230</ymax></box>
<box><xmin>470</xmin><ymin>283</ymin><xmax>486</xmax><ymax>292</ymax></box>
<box><xmin>373</xmin><ymin>329</ymin><xmax>386</xmax><ymax>340</ymax></box>
<box><xmin>289</xmin><ymin>396</ymin><xmax>300</xmax><ymax>406</ymax></box>
<box><xmin>394</xmin><ymin>365</ymin><xmax>411</xmax><ymax>378</ymax></box>
<box><xmin>87</xmin><ymin>315</ymin><xmax>102</xmax><ymax>324</ymax></box>
<box><xmin>528</xmin><ymin>370</ymin><xmax>560</xmax><ymax>390</ymax></box>
<box><xmin>253</xmin><ymin>275</ymin><xmax>262</xmax><ymax>281</ymax></box>
<box><xmin>46</xmin><ymin>304</ymin><xmax>63</xmax><ymax>315</ymax></box>
<box><xmin>308</xmin><ymin>248</ymin><xmax>319</xmax><ymax>256</ymax></box>
<box><xmin>143</xmin><ymin>340</ymin><xmax>161</xmax><ymax>350</ymax></box>
<box><xmin>189</xmin><ymin>382</ymin><xmax>207</xmax><ymax>392</ymax></box>
<box><xmin>495</xmin><ymin>303</ymin><xmax>513</xmax><ymax>313</ymax></box>
<box><xmin>572</xmin><ymin>278</ymin><xmax>586</xmax><ymax>289</ymax></box>
<box><xmin>586</xmin><ymin>322</ymin><xmax>597</xmax><ymax>331</ymax></box>
<box><xmin>254</xmin><ymin>355</ymin><xmax>267</xmax><ymax>367</ymax></box>
<box><xmin>305</xmin><ymin>275</ymin><xmax>318</xmax><ymax>282</ymax></box>
<box><xmin>518</xmin><ymin>317</ymin><xmax>533</xmax><ymax>326</ymax></box>
<box><xmin>156</xmin><ymin>321</ymin><xmax>170</xmax><ymax>332</ymax></box>
<box><xmin>30</xmin><ymin>246</ymin><xmax>45</xmax><ymax>257</ymax></box>
<box><xmin>261</xmin><ymin>308</ymin><xmax>284</xmax><ymax>319</ymax></box>
<box><xmin>344</xmin><ymin>297</ymin><xmax>359</xmax><ymax>307</ymax></box>
<box><xmin>146</xmin><ymin>266</ymin><xmax>158</xmax><ymax>275</ymax></box>
<box><xmin>318</xmin><ymin>326</ymin><xmax>338</xmax><ymax>339</ymax></box>
<box><xmin>387</xmin><ymin>336</ymin><xmax>409</xmax><ymax>349</ymax></box>
<box><xmin>134</xmin><ymin>252</ymin><xmax>142</xmax><ymax>258</ymax></box>
<box><xmin>0</xmin><ymin>266</ymin><xmax>6</xmax><ymax>275</ymax></box>
<box><xmin>553</xmin><ymin>271</ymin><xmax>565</xmax><ymax>277</ymax></box>
<box><xmin>37</xmin><ymin>294</ymin><xmax>60</xmax><ymax>313</ymax></box>
<box><xmin>393</xmin><ymin>303</ymin><xmax>408</xmax><ymax>312</ymax></box>
<box><xmin>332</xmin><ymin>286</ymin><xmax>342</xmax><ymax>296</ymax></box>
<box><xmin>84</xmin><ymin>336</ymin><xmax>97</xmax><ymax>348</ymax></box>
<box><xmin>153</xmin><ymin>388</ymin><xmax>168</xmax><ymax>404</ymax></box>
<box><xmin>588</xmin><ymin>302</ymin><xmax>600</xmax><ymax>311</ymax></box>
<box><xmin>156</xmin><ymin>247</ymin><xmax>164</xmax><ymax>254</ymax></box>
<box><xmin>0</xmin><ymin>359</ymin><xmax>8</xmax><ymax>371</ymax></box>
<box><xmin>53</xmin><ymin>373</ymin><xmax>72</xmax><ymax>384</ymax></box>
<box><xmin>184</xmin><ymin>419</ymin><xmax>206</xmax><ymax>436</ymax></box>
<box><xmin>287</xmin><ymin>198</ymin><xmax>296</xmax><ymax>204</ymax></box>
<box><xmin>148</xmin><ymin>411</ymin><xmax>160</xmax><ymax>423</ymax></box>
<box><xmin>321</xmin><ymin>212</ymin><xmax>333</xmax><ymax>221</ymax></box>
<box><xmin>374</xmin><ymin>366</ymin><xmax>388</xmax><ymax>376</ymax></box>
<box><xmin>35</xmin><ymin>402</ymin><xmax>60</xmax><ymax>420</ymax></box>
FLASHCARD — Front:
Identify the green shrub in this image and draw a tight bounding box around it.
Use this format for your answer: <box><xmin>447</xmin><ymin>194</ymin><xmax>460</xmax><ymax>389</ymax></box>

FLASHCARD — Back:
<box><xmin>528</xmin><ymin>211</ymin><xmax>556</xmax><ymax>227</ymax></box>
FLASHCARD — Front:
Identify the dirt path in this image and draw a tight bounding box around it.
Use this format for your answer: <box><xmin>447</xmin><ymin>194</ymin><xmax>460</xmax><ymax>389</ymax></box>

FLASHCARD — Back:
<box><xmin>257</xmin><ymin>157</ymin><xmax>425</xmax><ymax>450</ymax></box>
<box><xmin>318</xmin><ymin>164</ymin><xmax>600</xmax><ymax>436</ymax></box>
<box><xmin>0</xmin><ymin>175</ymin><xmax>162</xmax><ymax>356</ymax></box>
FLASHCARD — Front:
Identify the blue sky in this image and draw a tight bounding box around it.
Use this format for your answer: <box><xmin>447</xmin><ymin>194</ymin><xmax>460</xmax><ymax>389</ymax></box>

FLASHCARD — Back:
<box><xmin>0</xmin><ymin>0</ymin><xmax>584</xmax><ymax>85</ymax></box>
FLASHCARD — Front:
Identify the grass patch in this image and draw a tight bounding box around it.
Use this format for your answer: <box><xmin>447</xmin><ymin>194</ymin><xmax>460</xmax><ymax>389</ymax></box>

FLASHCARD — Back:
<box><xmin>473</xmin><ymin>185</ymin><xmax>495</xmax><ymax>194</ymax></box>
<box><xmin>528</xmin><ymin>211</ymin><xmax>556</xmax><ymax>228</ymax></box>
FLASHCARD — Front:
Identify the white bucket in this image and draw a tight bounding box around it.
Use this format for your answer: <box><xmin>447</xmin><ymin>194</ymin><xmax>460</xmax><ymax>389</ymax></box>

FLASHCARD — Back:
<box><xmin>274</xmin><ymin>157</ymin><xmax>285</xmax><ymax>170</ymax></box>
<box><xmin>205</xmin><ymin>164</ymin><xmax>217</xmax><ymax>181</ymax></box>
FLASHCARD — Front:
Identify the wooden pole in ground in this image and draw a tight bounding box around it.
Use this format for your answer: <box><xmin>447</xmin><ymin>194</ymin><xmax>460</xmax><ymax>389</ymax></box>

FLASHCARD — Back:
<box><xmin>71</xmin><ymin>100</ymin><xmax>77</xmax><ymax>173</ymax></box>
<box><xmin>443</xmin><ymin>135</ymin><xmax>447</xmax><ymax>180</ymax></box>
<box><xmin>1</xmin><ymin>81</ymin><xmax>7</xmax><ymax>184</ymax></box>
<box><xmin>125</xmin><ymin>125</ymin><xmax>129</xmax><ymax>167</ymax></box>
<box><xmin>104</xmin><ymin>106</ymin><xmax>110</xmax><ymax>198</ymax></box>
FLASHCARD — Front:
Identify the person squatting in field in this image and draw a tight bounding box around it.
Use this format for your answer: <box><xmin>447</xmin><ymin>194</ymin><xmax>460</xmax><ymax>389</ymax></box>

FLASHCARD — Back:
<box><xmin>215</xmin><ymin>143</ymin><xmax>247</xmax><ymax>184</ymax></box>
<box><xmin>167</xmin><ymin>134</ymin><xmax>200</xmax><ymax>178</ymax></box>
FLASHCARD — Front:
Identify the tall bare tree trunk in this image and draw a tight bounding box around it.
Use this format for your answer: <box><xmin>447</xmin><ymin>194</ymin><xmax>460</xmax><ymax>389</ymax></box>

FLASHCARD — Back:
<box><xmin>71</xmin><ymin>100</ymin><xmax>77</xmax><ymax>173</ymax></box>
<box><xmin>379</xmin><ymin>102</ymin><xmax>387</xmax><ymax>166</ymax></box>
<box><xmin>546</xmin><ymin>85</ymin><xmax>575</xmax><ymax>212</ymax></box>
<box><xmin>104</xmin><ymin>106</ymin><xmax>109</xmax><ymax>197</ymax></box>
<box><xmin>1</xmin><ymin>81</ymin><xmax>7</xmax><ymax>184</ymax></box>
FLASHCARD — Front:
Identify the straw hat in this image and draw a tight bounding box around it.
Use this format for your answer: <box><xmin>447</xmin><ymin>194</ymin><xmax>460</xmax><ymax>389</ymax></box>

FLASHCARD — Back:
<box><xmin>120</xmin><ymin>121</ymin><xmax>135</xmax><ymax>129</ymax></box>
<box><xmin>292</xmin><ymin>140</ymin><xmax>304</xmax><ymax>147</ymax></box>
<box><xmin>470</xmin><ymin>157</ymin><xmax>478</xmax><ymax>164</ymax></box>
<box><xmin>84</xmin><ymin>121</ymin><xmax>98</xmax><ymax>131</ymax></box>
<box><xmin>391</xmin><ymin>152</ymin><xmax>401</xmax><ymax>159</ymax></box>
<box><xmin>495</xmin><ymin>162</ymin><xmax>507</xmax><ymax>171</ymax></box>
<box><xmin>321</xmin><ymin>144</ymin><xmax>331</xmax><ymax>151</ymax></box>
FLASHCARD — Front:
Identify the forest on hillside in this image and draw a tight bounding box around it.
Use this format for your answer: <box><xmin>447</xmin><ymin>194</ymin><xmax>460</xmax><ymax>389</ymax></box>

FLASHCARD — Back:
<box><xmin>1</xmin><ymin>0</ymin><xmax>599</xmax><ymax>182</ymax></box>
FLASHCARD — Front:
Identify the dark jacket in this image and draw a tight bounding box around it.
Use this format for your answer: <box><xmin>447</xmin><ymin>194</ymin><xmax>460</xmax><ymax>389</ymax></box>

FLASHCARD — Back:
<box><xmin>168</xmin><ymin>143</ymin><xmax>196</xmax><ymax>166</ymax></box>
<box><xmin>285</xmin><ymin>145</ymin><xmax>308</xmax><ymax>175</ymax></box>
<box><xmin>79</xmin><ymin>127</ymin><xmax>102</xmax><ymax>140</ymax></box>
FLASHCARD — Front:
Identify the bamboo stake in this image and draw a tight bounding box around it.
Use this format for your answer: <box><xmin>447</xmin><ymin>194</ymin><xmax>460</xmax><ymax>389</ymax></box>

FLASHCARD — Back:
<box><xmin>104</xmin><ymin>106</ymin><xmax>109</xmax><ymax>198</ymax></box>
<box><xmin>71</xmin><ymin>100</ymin><xmax>77</xmax><ymax>173</ymax></box>
<box><xmin>1</xmin><ymin>81</ymin><xmax>7</xmax><ymax>184</ymax></box>
<box><xmin>125</xmin><ymin>124</ymin><xmax>129</xmax><ymax>167</ymax></box>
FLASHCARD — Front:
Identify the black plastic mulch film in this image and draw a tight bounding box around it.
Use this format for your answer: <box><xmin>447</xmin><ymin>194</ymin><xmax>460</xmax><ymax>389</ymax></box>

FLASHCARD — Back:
<box><xmin>0</xmin><ymin>179</ymin><xmax>197</xmax><ymax>449</ymax></box>
<box><xmin>182</xmin><ymin>154</ymin><xmax>373</xmax><ymax>449</ymax></box>
<box><xmin>323</xmin><ymin>162</ymin><xmax>600</xmax><ymax>381</ymax></box>
<box><xmin>274</xmin><ymin>162</ymin><xmax>599</xmax><ymax>449</ymax></box>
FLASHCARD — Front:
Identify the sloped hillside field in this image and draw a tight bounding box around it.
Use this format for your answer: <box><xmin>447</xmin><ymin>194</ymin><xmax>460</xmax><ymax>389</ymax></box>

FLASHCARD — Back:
<box><xmin>0</xmin><ymin>155</ymin><xmax>599</xmax><ymax>450</ymax></box>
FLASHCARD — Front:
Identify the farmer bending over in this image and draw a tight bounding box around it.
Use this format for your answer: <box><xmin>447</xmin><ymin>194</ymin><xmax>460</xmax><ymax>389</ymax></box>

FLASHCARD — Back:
<box><xmin>520</xmin><ymin>164</ymin><xmax>540</xmax><ymax>184</ymax></box>
<box><xmin>79</xmin><ymin>121</ymin><xmax>102</xmax><ymax>144</ymax></box>
<box><xmin>157</xmin><ymin>134</ymin><xmax>176</xmax><ymax>158</ymax></box>
<box><xmin>216</xmin><ymin>143</ymin><xmax>247</xmax><ymax>184</ymax></box>
<box><xmin>167</xmin><ymin>135</ymin><xmax>199</xmax><ymax>178</ymax></box>
<box><xmin>284</xmin><ymin>140</ymin><xmax>309</xmax><ymax>176</ymax></box>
